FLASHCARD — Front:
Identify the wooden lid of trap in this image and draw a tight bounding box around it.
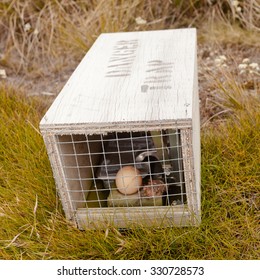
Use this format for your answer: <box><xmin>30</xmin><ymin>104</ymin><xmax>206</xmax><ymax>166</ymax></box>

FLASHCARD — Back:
<box><xmin>40</xmin><ymin>28</ymin><xmax>197</xmax><ymax>132</ymax></box>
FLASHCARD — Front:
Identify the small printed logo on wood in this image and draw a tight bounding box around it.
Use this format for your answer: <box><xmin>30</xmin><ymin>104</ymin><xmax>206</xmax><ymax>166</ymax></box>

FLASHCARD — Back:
<box><xmin>141</xmin><ymin>60</ymin><xmax>174</xmax><ymax>93</ymax></box>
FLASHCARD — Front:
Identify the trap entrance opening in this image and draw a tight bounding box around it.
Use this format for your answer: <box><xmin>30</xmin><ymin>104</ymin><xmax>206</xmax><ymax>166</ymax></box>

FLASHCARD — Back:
<box><xmin>56</xmin><ymin>129</ymin><xmax>187</xmax><ymax>211</ymax></box>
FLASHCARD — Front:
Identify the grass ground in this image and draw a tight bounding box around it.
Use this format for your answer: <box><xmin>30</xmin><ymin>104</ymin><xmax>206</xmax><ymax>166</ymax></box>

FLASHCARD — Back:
<box><xmin>0</xmin><ymin>0</ymin><xmax>259</xmax><ymax>259</ymax></box>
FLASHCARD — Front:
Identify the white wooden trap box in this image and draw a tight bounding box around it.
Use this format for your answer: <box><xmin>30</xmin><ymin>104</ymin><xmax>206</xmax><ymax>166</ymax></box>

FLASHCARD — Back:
<box><xmin>40</xmin><ymin>28</ymin><xmax>200</xmax><ymax>229</ymax></box>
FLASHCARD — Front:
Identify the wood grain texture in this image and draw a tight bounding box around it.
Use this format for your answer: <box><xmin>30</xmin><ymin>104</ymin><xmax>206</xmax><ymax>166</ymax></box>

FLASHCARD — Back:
<box><xmin>191</xmin><ymin>47</ymin><xmax>201</xmax><ymax>221</ymax></box>
<box><xmin>40</xmin><ymin>28</ymin><xmax>197</xmax><ymax>130</ymax></box>
<box><xmin>42</xmin><ymin>134</ymin><xmax>76</xmax><ymax>222</ymax></box>
<box><xmin>76</xmin><ymin>205</ymin><xmax>194</xmax><ymax>229</ymax></box>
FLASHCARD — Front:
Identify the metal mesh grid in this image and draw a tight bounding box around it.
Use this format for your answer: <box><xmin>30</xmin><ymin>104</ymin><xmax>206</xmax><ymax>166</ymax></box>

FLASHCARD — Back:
<box><xmin>55</xmin><ymin>128</ymin><xmax>194</xmax><ymax>214</ymax></box>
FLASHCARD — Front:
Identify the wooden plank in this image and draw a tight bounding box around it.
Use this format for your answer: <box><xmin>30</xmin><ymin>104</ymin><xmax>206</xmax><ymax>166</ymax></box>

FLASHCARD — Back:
<box><xmin>42</xmin><ymin>134</ymin><xmax>76</xmax><ymax>222</ymax></box>
<box><xmin>181</xmin><ymin>128</ymin><xmax>200</xmax><ymax>224</ymax></box>
<box><xmin>191</xmin><ymin>45</ymin><xmax>201</xmax><ymax>221</ymax></box>
<box><xmin>75</xmin><ymin>205</ymin><xmax>195</xmax><ymax>229</ymax></box>
<box><xmin>56</xmin><ymin>134</ymin><xmax>102</xmax><ymax>210</ymax></box>
<box><xmin>40</xmin><ymin>28</ymin><xmax>197</xmax><ymax>129</ymax></box>
<box><xmin>40</xmin><ymin>119</ymin><xmax>191</xmax><ymax>135</ymax></box>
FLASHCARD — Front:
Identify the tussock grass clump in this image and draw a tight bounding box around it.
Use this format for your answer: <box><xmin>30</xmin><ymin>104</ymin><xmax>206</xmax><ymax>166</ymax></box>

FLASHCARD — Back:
<box><xmin>0</xmin><ymin>85</ymin><xmax>259</xmax><ymax>259</ymax></box>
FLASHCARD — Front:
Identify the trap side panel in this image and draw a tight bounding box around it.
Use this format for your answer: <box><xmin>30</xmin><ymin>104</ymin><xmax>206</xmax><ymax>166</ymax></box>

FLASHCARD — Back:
<box><xmin>192</xmin><ymin>45</ymin><xmax>201</xmax><ymax>222</ymax></box>
<box><xmin>181</xmin><ymin>128</ymin><xmax>199</xmax><ymax>225</ymax></box>
<box><xmin>40</xmin><ymin>28</ymin><xmax>197</xmax><ymax>129</ymax></box>
<box><xmin>56</xmin><ymin>134</ymin><xmax>102</xmax><ymax>208</ymax></box>
<box><xmin>42</xmin><ymin>133</ymin><xmax>75</xmax><ymax>221</ymax></box>
<box><xmin>43</xmin><ymin>133</ymin><xmax>102</xmax><ymax>222</ymax></box>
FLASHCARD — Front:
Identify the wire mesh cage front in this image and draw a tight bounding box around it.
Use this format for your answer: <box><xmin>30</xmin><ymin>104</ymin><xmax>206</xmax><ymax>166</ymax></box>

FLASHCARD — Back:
<box><xmin>51</xmin><ymin>126</ymin><xmax>198</xmax><ymax>228</ymax></box>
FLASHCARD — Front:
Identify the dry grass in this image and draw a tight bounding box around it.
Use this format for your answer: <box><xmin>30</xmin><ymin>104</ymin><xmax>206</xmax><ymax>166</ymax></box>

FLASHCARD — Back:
<box><xmin>0</xmin><ymin>0</ymin><xmax>259</xmax><ymax>259</ymax></box>
<box><xmin>0</xmin><ymin>1</ymin><xmax>259</xmax><ymax>87</ymax></box>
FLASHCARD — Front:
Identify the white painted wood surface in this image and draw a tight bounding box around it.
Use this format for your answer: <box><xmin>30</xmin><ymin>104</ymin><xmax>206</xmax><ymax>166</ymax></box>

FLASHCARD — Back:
<box><xmin>192</xmin><ymin>51</ymin><xmax>201</xmax><ymax>220</ymax></box>
<box><xmin>40</xmin><ymin>28</ymin><xmax>197</xmax><ymax>130</ymax></box>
